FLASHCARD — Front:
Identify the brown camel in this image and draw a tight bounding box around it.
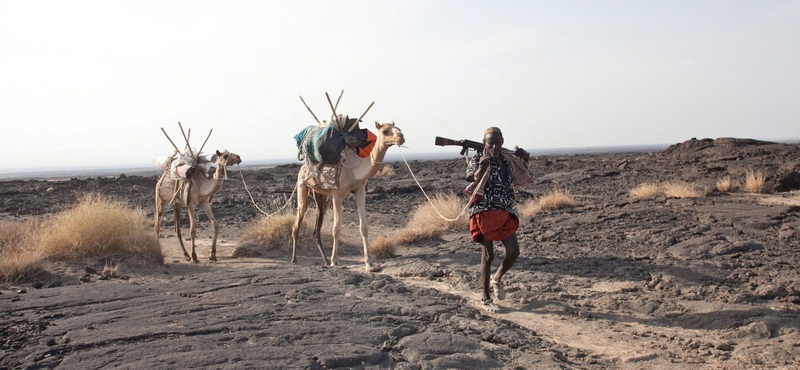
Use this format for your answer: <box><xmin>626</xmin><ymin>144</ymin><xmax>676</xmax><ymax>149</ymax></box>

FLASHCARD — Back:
<box><xmin>291</xmin><ymin>121</ymin><xmax>405</xmax><ymax>272</ymax></box>
<box><xmin>155</xmin><ymin>150</ymin><xmax>242</xmax><ymax>262</ymax></box>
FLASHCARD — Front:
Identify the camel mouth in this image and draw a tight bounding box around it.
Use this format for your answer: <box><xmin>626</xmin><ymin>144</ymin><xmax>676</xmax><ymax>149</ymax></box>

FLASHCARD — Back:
<box><xmin>389</xmin><ymin>134</ymin><xmax>405</xmax><ymax>146</ymax></box>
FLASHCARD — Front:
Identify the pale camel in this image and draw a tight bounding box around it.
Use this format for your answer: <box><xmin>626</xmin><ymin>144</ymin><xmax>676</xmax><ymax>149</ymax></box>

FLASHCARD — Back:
<box><xmin>291</xmin><ymin>122</ymin><xmax>405</xmax><ymax>272</ymax></box>
<box><xmin>155</xmin><ymin>150</ymin><xmax>242</xmax><ymax>262</ymax></box>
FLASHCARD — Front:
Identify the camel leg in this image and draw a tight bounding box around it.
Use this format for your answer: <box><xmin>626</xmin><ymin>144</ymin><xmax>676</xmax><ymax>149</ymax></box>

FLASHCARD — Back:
<box><xmin>199</xmin><ymin>201</ymin><xmax>219</xmax><ymax>261</ymax></box>
<box><xmin>291</xmin><ymin>183</ymin><xmax>310</xmax><ymax>264</ymax></box>
<box><xmin>155</xmin><ymin>195</ymin><xmax>165</xmax><ymax>238</ymax></box>
<box><xmin>186</xmin><ymin>203</ymin><xmax>199</xmax><ymax>263</ymax></box>
<box><xmin>354</xmin><ymin>186</ymin><xmax>376</xmax><ymax>272</ymax></box>
<box><xmin>329</xmin><ymin>194</ymin><xmax>344</xmax><ymax>267</ymax></box>
<box><xmin>312</xmin><ymin>191</ymin><xmax>330</xmax><ymax>265</ymax></box>
<box><xmin>173</xmin><ymin>204</ymin><xmax>191</xmax><ymax>261</ymax></box>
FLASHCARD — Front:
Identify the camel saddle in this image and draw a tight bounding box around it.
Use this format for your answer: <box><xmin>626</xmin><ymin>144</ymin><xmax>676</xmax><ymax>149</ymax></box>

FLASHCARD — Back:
<box><xmin>294</xmin><ymin>119</ymin><xmax>376</xmax><ymax>165</ymax></box>
<box><xmin>298</xmin><ymin>160</ymin><xmax>341</xmax><ymax>190</ymax></box>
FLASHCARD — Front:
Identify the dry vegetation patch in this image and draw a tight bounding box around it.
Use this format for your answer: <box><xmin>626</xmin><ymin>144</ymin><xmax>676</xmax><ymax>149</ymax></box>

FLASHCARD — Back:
<box><xmin>663</xmin><ymin>182</ymin><xmax>704</xmax><ymax>198</ymax></box>
<box><xmin>745</xmin><ymin>169</ymin><xmax>765</xmax><ymax>193</ymax></box>
<box><xmin>716</xmin><ymin>176</ymin><xmax>735</xmax><ymax>192</ymax></box>
<box><xmin>630</xmin><ymin>182</ymin><xmax>662</xmax><ymax>199</ymax></box>
<box><xmin>395</xmin><ymin>193</ymin><xmax>469</xmax><ymax>245</ymax></box>
<box><xmin>241</xmin><ymin>212</ymin><xmax>308</xmax><ymax>251</ymax></box>
<box><xmin>369</xmin><ymin>236</ymin><xmax>396</xmax><ymax>260</ymax></box>
<box><xmin>39</xmin><ymin>194</ymin><xmax>163</xmax><ymax>264</ymax></box>
<box><xmin>0</xmin><ymin>220</ymin><xmax>44</xmax><ymax>282</ymax></box>
<box><xmin>376</xmin><ymin>165</ymin><xmax>395</xmax><ymax>178</ymax></box>
<box><xmin>367</xmin><ymin>193</ymin><xmax>468</xmax><ymax>259</ymax></box>
<box><xmin>520</xmin><ymin>187</ymin><xmax>577</xmax><ymax>217</ymax></box>
<box><xmin>1</xmin><ymin>194</ymin><xmax>162</xmax><ymax>281</ymax></box>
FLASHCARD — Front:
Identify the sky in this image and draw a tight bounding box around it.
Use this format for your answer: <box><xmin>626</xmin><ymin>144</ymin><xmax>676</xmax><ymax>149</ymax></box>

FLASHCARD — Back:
<box><xmin>1</xmin><ymin>0</ymin><xmax>799</xmax><ymax>172</ymax></box>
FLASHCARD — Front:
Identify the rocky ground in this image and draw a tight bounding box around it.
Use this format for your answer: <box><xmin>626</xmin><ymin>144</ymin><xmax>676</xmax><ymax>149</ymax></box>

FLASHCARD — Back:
<box><xmin>1</xmin><ymin>138</ymin><xmax>800</xmax><ymax>369</ymax></box>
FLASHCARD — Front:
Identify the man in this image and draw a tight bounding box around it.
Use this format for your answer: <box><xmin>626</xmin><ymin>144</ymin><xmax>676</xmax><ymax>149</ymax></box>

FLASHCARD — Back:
<box><xmin>465</xmin><ymin>127</ymin><xmax>522</xmax><ymax>312</ymax></box>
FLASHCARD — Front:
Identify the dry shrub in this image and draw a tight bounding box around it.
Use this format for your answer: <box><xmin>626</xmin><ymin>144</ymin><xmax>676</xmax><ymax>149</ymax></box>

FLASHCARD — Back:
<box><xmin>369</xmin><ymin>236</ymin><xmax>396</xmax><ymax>260</ymax></box>
<box><xmin>521</xmin><ymin>187</ymin><xmax>577</xmax><ymax>217</ymax></box>
<box><xmin>39</xmin><ymin>194</ymin><xmax>163</xmax><ymax>263</ymax></box>
<box><xmin>630</xmin><ymin>182</ymin><xmax>662</xmax><ymax>199</ymax></box>
<box><xmin>376</xmin><ymin>165</ymin><xmax>395</xmax><ymax>178</ymax></box>
<box><xmin>239</xmin><ymin>207</ymin><xmax>336</xmax><ymax>251</ymax></box>
<box><xmin>395</xmin><ymin>193</ymin><xmax>469</xmax><ymax>245</ymax></box>
<box><xmin>663</xmin><ymin>182</ymin><xmax>704</xmax><ymax>198</ymax></box>
<box><xmin>744</xmin><ymin>169</ymin><xmax>765</xmax><ymax>193</ymax></box>
<box><xmin>716</xmin><ymin>176</ymin><xmax>734</xmax><ymax>192</ymax></box>
<box><xmin>102</xmin><ymin>261</ymin><xmax>119</xmax><ymax>277</ymax></box>
<box><xmin>537</xmin><ymin>187</ymin><xmax>577</xmax><ymax>211</ymax></box>
<box><xmin>518</xmin><ymin>198</ymin><xmax>540</xmax><ymax>218</ymax></box>
<box><xmin>0</xmin><ymin>220</ymin><xmax>45</xmax><ymax>281</ymax></box>
<box><xmin>241</xmin><ymin>212</ymin><xmax>306</xmax><ymax>251</ymax></box>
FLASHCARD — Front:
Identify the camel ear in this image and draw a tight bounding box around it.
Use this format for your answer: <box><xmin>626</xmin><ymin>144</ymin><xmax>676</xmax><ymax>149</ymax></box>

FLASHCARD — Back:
<box><xmin>375</xmin><ymin>121</ymin><xmax>381</xmax><ymax>129</ymax></box>
<box><xmin>216</xmin><ymin>150</ymin><xmax>221</xmax><ymax>156</ymax></box>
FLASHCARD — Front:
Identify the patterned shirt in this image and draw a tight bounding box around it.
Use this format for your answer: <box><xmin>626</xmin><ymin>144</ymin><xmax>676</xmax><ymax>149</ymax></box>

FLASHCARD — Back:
<box><xmin>466</xmin><ymin>152</ymin><xmax>517</xmax><ymax>218</ymax></box>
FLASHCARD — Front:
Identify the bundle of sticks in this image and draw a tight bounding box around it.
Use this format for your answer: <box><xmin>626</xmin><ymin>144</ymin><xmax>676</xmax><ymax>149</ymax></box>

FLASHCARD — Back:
<box><xmin>299</xmin><ymin>90</ymin><xmax>374</xmax><ymax>133</ymax></box>
<box><xmin>160</xmin><ymin>122</ymin><xmax>214</xmax><ymax>179</ymax></box>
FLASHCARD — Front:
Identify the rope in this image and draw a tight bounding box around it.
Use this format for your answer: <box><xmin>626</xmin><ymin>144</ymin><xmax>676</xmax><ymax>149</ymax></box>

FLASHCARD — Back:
<box><xmin>396</xmin><ymin>146</ymin><xmax>485</xmax><ymax>222</ymax></box>
<box><xmin>237</xmin><ymin>164</ymin><xmax>297</xmax><ymax>217</ymax></box>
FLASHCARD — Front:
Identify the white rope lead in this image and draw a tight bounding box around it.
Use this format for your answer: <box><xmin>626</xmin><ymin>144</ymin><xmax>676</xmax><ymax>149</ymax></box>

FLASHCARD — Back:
<box><xmin>396</xmin><ymin>146</ymin><xmax>484</xmax><ymax>222</ymax></box>
<box><xmin>237</xmin><ymin>164</ymin><xmax>297</xmax><ymax>217</ymax></box>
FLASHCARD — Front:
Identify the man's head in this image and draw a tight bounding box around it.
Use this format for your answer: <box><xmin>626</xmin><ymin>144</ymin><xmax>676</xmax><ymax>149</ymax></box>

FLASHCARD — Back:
<box><xmin>483</xmin><ymin>127</ymin><xmax>504</xmax><ymax>158</ymax></box>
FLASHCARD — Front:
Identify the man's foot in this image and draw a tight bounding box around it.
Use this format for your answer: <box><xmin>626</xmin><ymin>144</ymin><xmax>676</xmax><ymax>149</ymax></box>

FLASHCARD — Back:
<box><xmin>481</xmin><ymin>298</ymin><xmax>500</xmax><ymax>313</ymax></box>
<box><xmin>490</xmin><ymin>279</ymin><xmax>505</xmax><ymax>301</ymax></box>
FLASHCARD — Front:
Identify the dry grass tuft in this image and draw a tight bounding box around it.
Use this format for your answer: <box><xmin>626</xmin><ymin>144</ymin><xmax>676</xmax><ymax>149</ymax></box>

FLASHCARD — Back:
<box><xmin>0</xmin><ymin>220</ymin><xmax>45</xmax><ymax>282</ymax></box>
<box><xmin>521</xmin><ymin>187</ymin><xmax>577</xmax><ymax>217</ymax></box>
<box><xmin>38</xmin><ymin>194</ymin><xmax>163</xmax><ymax>263</ymax></box>
<box><xmin>663</xmin><ymin>182</ymin><xmax>704</xmax><ymax>198</ymax></box>
<box><xmin>744</xmin><ymin>169</ymin><xmax>765</xmax><ymax>193</ymax></box>
<box><xmin>369</xmin><ymin>236</ymin><xmax>396</xmax><ymax>260</ymax></box>
<box><xmin>537</xmin><ymin>187</ymin><xmax>577</xmax><ymax>211</ymax></box>
<box><xmin>239</xmin><ymin>206</ymin><xmax>336</xmax><ymax>251</ymax></box>
<box><xmin>240</xmin><ymin>212</ymin><xmax>308</xmax><ymax>251</ymax></box>
<box><xmin>630</xmin><ymin>182</ymin><xmax>662</xmax><ymax>199</ymax></box>
<box><xmin>518</xmin><ymin>198</ymin><xmax>540</xmax><ymax>218</ymax></box>
<box><xmin>716</xmin><ymin>176</ymin><xmax>735</xmax><ymax>192</ymax></box>
<box><xmin>376</xmin><ymin>165</ymin><xmax>396</xmax><ymax>178</ymax></box>
<box><xmin>102</xmin><ymin>261</ymin><xmax>119</xmax><ymax>278</ymax></box>
<box><xmin>395</xmin><ymin>193</ymin><xmax>469</xmax><ymax>245</ymax></box>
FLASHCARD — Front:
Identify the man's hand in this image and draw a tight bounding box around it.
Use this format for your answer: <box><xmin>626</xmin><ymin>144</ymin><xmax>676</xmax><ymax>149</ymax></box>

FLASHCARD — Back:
<box><xmin>475</xmin><ymin>156</ymin><xmax>491</xmax><ymax>181</ymax></box>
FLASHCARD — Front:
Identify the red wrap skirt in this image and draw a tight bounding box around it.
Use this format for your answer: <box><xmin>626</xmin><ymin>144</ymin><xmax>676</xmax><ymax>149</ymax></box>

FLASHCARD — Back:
<box><xmin>470</xmin><ymin>210</ymin><xmax>519</xmax><ymax>242</ymax></box>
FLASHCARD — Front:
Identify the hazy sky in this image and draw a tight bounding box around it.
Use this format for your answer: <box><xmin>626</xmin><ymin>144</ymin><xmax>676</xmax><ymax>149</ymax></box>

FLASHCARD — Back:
<box><xmin>2</xmin><ymin>1</ymin><xmax>799</xmax><ymax>172</ymax></box>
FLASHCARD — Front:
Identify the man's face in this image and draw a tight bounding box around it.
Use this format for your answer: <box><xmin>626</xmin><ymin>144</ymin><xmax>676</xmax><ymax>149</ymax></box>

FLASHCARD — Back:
<box><xmin>483</xmin><ymin>132</ymin><xmax>503</xmax><ymax>158</ymax></box>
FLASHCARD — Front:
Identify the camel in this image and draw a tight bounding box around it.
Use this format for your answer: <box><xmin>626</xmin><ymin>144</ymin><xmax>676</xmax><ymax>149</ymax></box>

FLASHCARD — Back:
<box><xmin>291</xmin><ymin>121</ymin><xmax>405</xmax><ymax>272</ymax></box>
<box><xmin>155</xmin><ymin>150</ymin><xmax>242</xmax><ymax>262</ymax></box>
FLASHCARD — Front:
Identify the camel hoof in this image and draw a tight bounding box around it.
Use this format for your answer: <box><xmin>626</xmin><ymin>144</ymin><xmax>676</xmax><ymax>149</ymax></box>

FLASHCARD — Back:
<box><xmin>209</xmin><ymin>256</ymin><xmax>217</xmax><ymax>262</ymax></box>
<box><xmin>184</xmin><ymin>256</ymin><xmax>192</xmax><ymax>262</ymax></box>
<box><xmin>366</xmin><ymin>264</ymin><xmax>380</xmax><ymax>273</ymax></box>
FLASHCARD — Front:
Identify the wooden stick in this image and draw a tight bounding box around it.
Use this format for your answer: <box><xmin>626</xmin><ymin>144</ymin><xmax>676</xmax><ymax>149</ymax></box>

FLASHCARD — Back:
<box><xmin>325</xmin><ymin>92</ymin><xmax>341</xmax><ymax>129</ymax></box>
<box><xmin>334</xmin><ymin>90</ymin><xmax>344</xmax><ymax>111</ymax></box>
<box><xmin>184</xmin><ymin>128</ymin><xmax>191</xmax><ymax>150</ymax></box>
<box><xmin>161</xmin><ymin>127</ymin><xmax>180</xmax><ymax>151</ymax></box>
<box><xmin>349</xmin><ymin>101</ymin><xmax>374</xmax><ymax>132</ymax></box>
<box><xmin>197</xmin><ymin>128</ymin><xmax>213</xmax><ymax>156</ymax></box>
<box><xmin>178</xmin><ymin>122</ymin><xmax>195</xmax><ymax>160</ymax></box>
<box><xmin>299</xmin><ymin>96</ymin><xmax>320</xmax><ymax>124</ymax></box>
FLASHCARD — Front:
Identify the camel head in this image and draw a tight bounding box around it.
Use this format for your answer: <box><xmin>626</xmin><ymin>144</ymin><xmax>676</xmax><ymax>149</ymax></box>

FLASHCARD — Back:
<box><xmin>374</xmin><ymin>121</ymin><xmax>405</xmax><ymax>147</ymax></box>
<box><xmin>215</xmin><ymin>150</ymin><xmax>242</xmax><ymax>167</ymax></box>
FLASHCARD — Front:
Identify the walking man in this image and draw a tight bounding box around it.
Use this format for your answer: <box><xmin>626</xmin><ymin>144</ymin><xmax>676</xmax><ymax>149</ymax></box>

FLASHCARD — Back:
<box><xmin>465</xmin><ymin>127</ymin><xmax>524</xmax><ymax>312</ymax></box>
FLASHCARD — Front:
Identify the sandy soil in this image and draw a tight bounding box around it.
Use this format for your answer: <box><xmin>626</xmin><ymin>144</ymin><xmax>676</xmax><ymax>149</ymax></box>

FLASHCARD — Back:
<box><xmin>2</xmin><ymin>138</ymin><xmax>800</xmax><ymax>369</ymax></box>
